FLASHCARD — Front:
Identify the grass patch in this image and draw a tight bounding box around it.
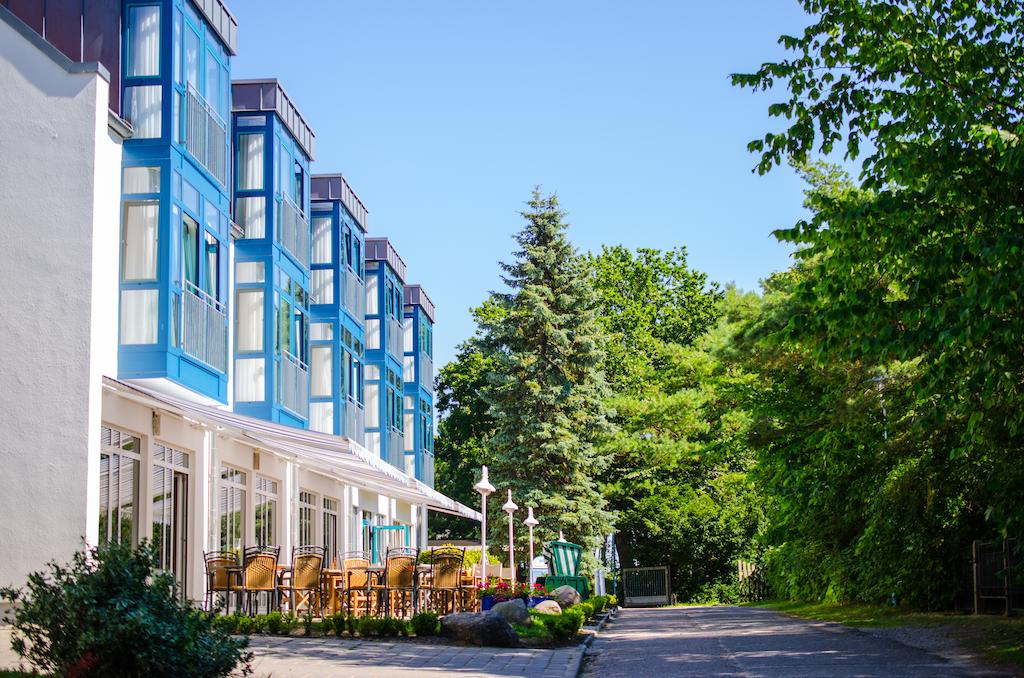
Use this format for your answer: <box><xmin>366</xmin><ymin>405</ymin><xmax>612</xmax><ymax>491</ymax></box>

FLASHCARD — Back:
<box><xmin>747</xmin><ymin>600</ymin><xmax>1024</xmax><ymax>669</ymax></box>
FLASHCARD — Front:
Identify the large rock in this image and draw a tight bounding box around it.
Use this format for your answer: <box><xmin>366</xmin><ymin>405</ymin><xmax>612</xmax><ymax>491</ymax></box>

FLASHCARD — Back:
<box><xmin>533</xmin><ymin>599</ymin><xmax>562</xmax><ymax>615</ymax></box>
<box><xmin>441</xmin><ymin>611</ymin><xmax>519</xmax><ymax>647</ymax></box>
<box><xmin>491</xmin><ymin>598</ymin><xmax>531</xmax><ymax>625</ymax></box>
<box><xmin>550</xmin><ymin>585</ymin><xmax>582</xmax><ymax>609</ymax></box>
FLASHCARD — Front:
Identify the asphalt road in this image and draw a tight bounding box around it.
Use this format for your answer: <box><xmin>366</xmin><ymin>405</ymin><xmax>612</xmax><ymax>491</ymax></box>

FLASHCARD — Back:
<box><xmin>581</xmin><ymin>605</ymin><xmax>1008</xmax><ymax>678</ymax></box>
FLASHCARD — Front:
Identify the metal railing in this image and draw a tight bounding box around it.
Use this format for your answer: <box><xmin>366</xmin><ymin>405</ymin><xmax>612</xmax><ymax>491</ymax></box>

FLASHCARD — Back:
<box><xmin>278</xmin><ymin>198</ymin><xmax>309</xmax><ymax>268</ymax></box>
<box><xmin>622</xmin><ymin>566</ymin><xmax>672</xmax><ymax>607</ymax></box>
<box><xmin>386</xmin><ymin>317</ymin><xmax>403</xmax><ymax>359</ymax></box>
<box><xmin>181</xmin><ymin>281</ymin><xmax>227</xmax><ymax>373</ymax></box>
<box><xmin>421</xmin><ymin>453</ymin><xmax>435</xmax><ymax>488</ymax></box>
<box><xmin>184</xmin><ymin>87</ymin><xmax>227</xmax><ymax>186</ymax></box>
<box><xmin>342</xmin><ymin>267</ymin><xmax>365</xmax><ymax>319</ymax></box>
<box><xmin>278</xmin><ymin>351</ymin><xmax>309</xmax><ymax>418</ymax></box>
<box><xmin>345</xmin><ymin>397</ymin><xmax>365</xmax><ymax>445</ymax></box>
<box><xmin>419</xmin><ymin>352</ymin><xmax>433</xmax><ymax>392</ymax></box>
<box><xmin>387</xmin><ymin>429</ymin><xmax>403</xmax><ymax>468</ymax></box>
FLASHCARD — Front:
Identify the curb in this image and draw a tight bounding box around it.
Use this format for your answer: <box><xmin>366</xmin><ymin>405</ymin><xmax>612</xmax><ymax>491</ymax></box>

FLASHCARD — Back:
<box><xmin>571</xmin><ymin>607</ymin><xmax>618</xmax><ymax>676</ymax></box>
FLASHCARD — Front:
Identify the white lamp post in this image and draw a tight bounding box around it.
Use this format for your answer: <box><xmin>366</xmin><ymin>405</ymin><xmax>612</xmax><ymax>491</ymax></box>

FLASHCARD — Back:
<box><xmin>473</xmin><ymin>466</ymin><xmax>495</xmax><ymax>584</ymax></box>
<box><xmin>502</xmin><ymin>490</ymin><xmax>519</xmax><ymax>582</ymax></box>
<box><xmin>524</xmin><ymin>507</ymin><xmax>539</xmax><ymax>585</ymax></box>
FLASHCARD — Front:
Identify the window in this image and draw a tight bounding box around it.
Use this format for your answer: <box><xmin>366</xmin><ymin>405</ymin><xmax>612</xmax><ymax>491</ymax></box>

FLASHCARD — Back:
<box><xmin>293</xmin><ymin>161</ymin><xmax>304</xmax><ymax>208</ymax></box>
<box><xmin>403</xmin><ymin>317</ymin><xmax>413</xmax><ymax>353</ymax></box>
<box><xmin>234</xmin><ymin>358</ymin><xmax>265</xmax><ymax>401</ymax></box>
<box><xmin>124</xmin><ymin>85</ymin><xmax>162</xmax><ymax>138</ymax></box>
<box><xmin>312</xmin><ymin>217</ymin><xmax>331</xmax><ymax>264</ymax></box>
<box><xmin>152</xmin><ymin>443</ymin><xmax>189</xmax><ymax>579</ymax></box>
<box><xmin>182</xmin><ymin>215</ymin><xmax>199</xmax><ymax>288</ymax></box>
<box><xmin>404</xmin><ymin>412</ymin><xmax>414</xmax><ymax>452</ymax></box>
<box><xmin>403</xmin><ymin>355</ymin><xmax>414</xmax><ymax>383</ymax></box>
<box><xmin>311</xmin><ymin>269</ymin><xmax>333</xmax><ymax>305</ymax></box>
<box><xmin>184</xmin><ymin>26</ymin><xmax>199</xmax><ymax>89</ymax></box>
<box><xmin>235</xmin><ymin>290</ymin><xmax>264</xmax><ymax>352</ymax></box>
<box><xmin>123</xmin><ymin>166</ymin><xmax>160</xmax><ymax>194</ymax></box>
<box><xmin>237</xmin><ymin>133</ymin><xmax>264</xmax><ymax>190</ymax></box>
<box><xmin>365</xmin><ymin>319</ymin><xmax>380</xmax><ymax>350</ymax></box>
<box><xmin>298</xmin><ymin>491</ymin><xmax>317</xmax><ymax>547</ymax></box>
<box><xmin>309</xmin><ymin>402</ymin><xmax>333</xmax><ymax>434</ymax></box>
<box><xmin>255</xmin><ymin>476</ymin><xmax>278</xmax><ymax>546</ymax></box>
<box><xmin>120</xmin><ymin>289</ymin><xmax>158</xmax><ymax>344</ymax></box>
<box><xmin>365</xmin><ymin>275</ymin><xmax>378</xmax><ymax>314</ymax></box>
<box><xmin>323</xmin><ymin>498</ymin><xmax>339</xmax><ymax>566</ymax></box>
<box><xmin>235</xmin><ymin>197</ymin><xmax>266</xmax><ymax>238</ymax></box>
<box><xmin>365</xmin><ymin>383</ymin><xmax>379</xmax><ymax>428</ymax></box>
<box><xmin>236</xmin><ymin>261</ymin><xmax>264</xmax><ymax>284</ymax></box>
<box><xmin>99</xmin><ymin>426</ymin><xmax>140</xmax><ymax>547</ymax></box>
<box><xmin>127</xmin><ymin>5</ymin><xmax>160</xmax><ymax>77</ymax></box>
<box><xmin>122</xmin><ymin>202</ymin><xmax>159</xmax><ymax>281</ymax></box>
<box><xmin>219</xmin><ymin>466</ymin><xmax>245</xmax><ymax>553</ymax></box>
<box><xmin>311</xmin><ymin>346</ymin><xmax>332</xmax><ymax>397</ymax></box>
<box><xmin>311</xmin><ymin>322</ymin><xmax>332</xmax><ymax>341</ymax></box>
<box><xmin>205</xmin><ymin>49</ymin><xmax>219</xmax><ymax>108</ymax></box>
<box><xmin>203</xmin><ymin>233</ymin><xmax>219</xmax><ymax>299</ymax></box>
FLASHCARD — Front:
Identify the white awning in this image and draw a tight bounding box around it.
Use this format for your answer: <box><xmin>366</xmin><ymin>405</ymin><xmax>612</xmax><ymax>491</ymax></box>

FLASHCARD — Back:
<box><xmin>102</xmin><ymin>377</ymin><xmax>480</xmax><ymax>521</ymax></box>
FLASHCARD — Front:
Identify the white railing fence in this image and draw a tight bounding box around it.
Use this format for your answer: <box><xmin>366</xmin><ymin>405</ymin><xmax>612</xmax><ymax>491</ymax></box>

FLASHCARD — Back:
<box><xmin>343</xmin><ymin>268</ymin><xmax>365</xmax><ymax>319</ymax></box>
<box><xmin>278</xmin><ymin>198</ymin><xmax>309</xmax><ymax>268</ymax></box>
<box><xmin>345</xmin><ymin>398</ymin><xmax>365</xmax><ymax>445</ymax></box>
<box><xmin>184</xmin><ymin>87</ymin><xmax>227</xmax><ymax>186</ymax></box>
<box><xmin>181</xmin><ymin>281</ymin><xmax>227</xmax><ymax>372</ymax></box>
<box><xmin>387</xmin><ymin>429</ymin><xmax>403</xmax><ymax>468</ymax></box>
<box><xmin>278</xmin><ymin>351</ymin><xmax>309</xmax><ymax>418</ymax></box>
<box><xmin>419</xmin><ymin>353</ymin><xmax>433</xmax><ymax>392</ymax></box>
<box><xmin>386</xmin><ymin>317</ymin><xmax>403</xmax><ymax>359</ymax></box>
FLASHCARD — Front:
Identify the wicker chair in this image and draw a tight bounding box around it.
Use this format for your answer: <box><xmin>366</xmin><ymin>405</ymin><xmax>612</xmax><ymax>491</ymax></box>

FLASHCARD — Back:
<box><xmin>369</xmin><ymin>547</ymin><xmax>418</xmax><ymax>618</ymax></box>
<box><xmin>240</xmin><ymin>545</ymin><xmax>280</xmax><ymax>615</ymax></box>
<box><xmin>335</xmin><ymin>551</ymin><xmax>371</xmax><ymax>616</ymax></box>
<box><xmin>287</xmin><ymin>545</ymin><xmax>325</xmax><ymax>616</ymax></box>
<box><xmin>203</xmin><ymin>550</ymin><xmax>240</xmax><ymax>613</ymax></box>
<box><xmin>423</xmin><ymin>547</ymin><xmax>465</xmax><ymax>614</ymax></box>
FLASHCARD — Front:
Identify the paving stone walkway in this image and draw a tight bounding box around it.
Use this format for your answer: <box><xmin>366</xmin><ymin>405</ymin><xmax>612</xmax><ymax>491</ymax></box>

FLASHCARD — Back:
<box><xmin>582</xmin><ymin>606</ymin><xmax>1009</xmax><ymax>678</ymax></box>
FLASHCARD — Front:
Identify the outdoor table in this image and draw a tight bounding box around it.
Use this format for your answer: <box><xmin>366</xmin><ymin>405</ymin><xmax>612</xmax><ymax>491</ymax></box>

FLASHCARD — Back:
<box><xmin>321</xmin><ymin>568</ymin><xmax>345</xmax><ymax>614</ymax></box>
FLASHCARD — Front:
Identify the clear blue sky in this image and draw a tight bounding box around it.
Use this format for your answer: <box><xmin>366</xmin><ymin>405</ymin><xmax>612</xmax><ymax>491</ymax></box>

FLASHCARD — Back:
<box><xmin>230</xmin><ymin>1</ymin><xmax>812</xmax><ymax>369</ymax></box>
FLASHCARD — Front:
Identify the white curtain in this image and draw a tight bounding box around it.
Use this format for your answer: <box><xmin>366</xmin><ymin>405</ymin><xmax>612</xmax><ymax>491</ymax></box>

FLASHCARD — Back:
<box><xmin>235</xmin><ymin>261</ymin><xmax>264</xmax><ymax>284</ymax></box>
<box><xmin>237</xmin><ymin>134</ymin><xmax>264</xmax><ymax>190</ymax></box>
<box><xmin>120</xmin><ymin>289</ymin><xmax>158</xmax><ymax>344</ymax></box>
<box><xmin>365</xmin><ymin>384</ymin><xmax>380</xmax><ymax>427</ymax></box>
<box><xmin>312</xmin><ymin>217</ymin><xmax>332</xmax><ymax>264</ymax></box>
<box><xmin>403</xmin><ymin>355</ymin><xmax>414</xmax><ymax>383</ymax></box>
<box><xmin>365</xmin><ymin>318</ymin><xmax>380</xmax><ymax>350</ymax></box>
<box><xmin>234</xmin><ymin>358</ymin><xmax>265</xmax><ymax>402</ymax></box>
<box><xmin>403</xmin><ymin>317</ymin><xmax>413</xmax><ymax>353</ymax></box>
<box><xmin>365</xmin><ymin>274</ymin><xmax>378</xmax><ymax>314</ymax></box>
<box><xmin>125</xmin><ymin>86</ymin><xmax>162</xmax><ymax>139</ymax></box>
<box><xmin>309</xmin><ymin>402</ymin><xmax>334</xmax><ymax>434</ymax></box>
<box><xmin>123</xmin><ymin>166</ymin><xmax>159</xmax><ymax>194</ymax></box>
<box><xmin>235</xmin><ymin>197</ymin><xmax>265</xmax><ymax>238</ymax></box>
<box><xmin>311</xmin><ymin>269</ymin><xmax>333</xmax><ymax>305</ymax></box>
<box><xmin>235</xmin><ymin>290</ymin><xmax>263</xmax><ymax>352</ymax></box>
<box><xmin>122</xmin><ymin>202</ymin><xmax>159</xmax><ymax>280</ymax></box>
<box><xmin>311</xmin><ymin>346</ymin><xmax>332</xmax><ymax>397</ymax></box>
<box><xmin>128</xmin><ymin>6</ymin><xmax>160</xmax><ymax>77</ymax></box>
<box><xmin>311</xmin><ymin>322</ymin><xmax>332</xmax><ymax>341</ymax></box>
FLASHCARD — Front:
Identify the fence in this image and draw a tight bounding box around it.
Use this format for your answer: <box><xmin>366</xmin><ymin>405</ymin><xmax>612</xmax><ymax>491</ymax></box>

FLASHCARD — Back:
<box><xmin>737</xmin><ymin>560</ymin><xmax>772</xmax><ymax>602</ymax></box>
<box><xmin>971</xmin><ymin>539</ymin><xmax>1023</xmax><ymax>615</ymax></box>
<box><xmin>622</xmin><ymin>566</ymin><xmax>671</xmax><ymax>607</ymax></box>
<box><xmin>184</xmin><ymin>87</ymin><xmax>227</xmax><ymax>186</ymax></box>
<box><xmin>181</xmin><ymin>282</ymin><xmax>227</xmax><ymax>372</ymax></box>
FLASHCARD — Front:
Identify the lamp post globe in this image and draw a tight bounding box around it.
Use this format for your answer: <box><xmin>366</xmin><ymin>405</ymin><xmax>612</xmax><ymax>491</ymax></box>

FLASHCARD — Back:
<box><xmin>524</xmin><ymin>506</ymin><xmax>539</xmax><ymax>585</ymax></box>
<box><xmin>474</xmin><ymin>466</ymin><xmax>496</xmax><ymax>584</ymax></box>
<box><xmin>502</xmin><ymin>490</ymin><xmax>518</xmax><ymax>582</ymax></box>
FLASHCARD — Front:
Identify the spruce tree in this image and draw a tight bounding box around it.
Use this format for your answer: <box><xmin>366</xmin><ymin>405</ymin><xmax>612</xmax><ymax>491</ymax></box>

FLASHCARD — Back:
<box><xmin>480</xmin><ymin>189</ymin><xmax>615</xmax><ymax>562</ymax></box>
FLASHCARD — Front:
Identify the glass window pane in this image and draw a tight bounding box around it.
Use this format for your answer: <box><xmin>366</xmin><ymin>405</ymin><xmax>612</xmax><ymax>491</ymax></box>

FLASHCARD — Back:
<box><xmin>310</xmin><ymin>402</ymin><xmax>333</xmax><ymax>434</ymax></box>
<box><xmin>236</xmin><ymin>290</ymin><xmax>264</xmax><ymax>352</ymax></box>
<box><xmin>365</xmin><ymin>384</ymin><xmax>379</xmax><ymax>428</ymax></box>
<box><xmin>235</xmin><ymin>197</ymin><xmax>265</xmax><ymax>238</ymax></box>
<box><xmin>311</xmin><ymin>322</ymin><xmax>332</xmax><ymax>341</ymax></box>
<box><xmin>365</xmin><ymin>275</ymin><xmax>378</xmax><ymax>315</ymax></box>
<box><xmin>312</xmin><ymin>217</ymin><xmax>332</xmax><ymax>264</ymax></box>
<box><xmin>365</xmin><ymin>318</ymin><xmax>380</xmax><ymax>350</ymax></box>
<box><xmin>182</xmin><ymin>215</ymin><xmax>199</xmax><ymax>287</ymax></box>
<box><xmin>237</xmin><ymin>133</ymin><xmax>264</xmax><ymax>190</ymax></box>
<box><xmin>311</xmin><ymin>346</ymin><xmax>332</xmax><ymax>397</ymax></box>
<box><xmin>127</xmin><ymin>6</ymin><xmax>160</xmax><ymax>77</ymax></box>
<box><xmin>236</xmin><ymin>261</ymin><xmax>264</xmax><ymax>283</ymax></box>
<box><xmin>205</xmin><ymin>50</ymin><xmax>219</xmax><ymax>105</ymax></box>
<box><xmin>234</xmin><ymin>358</ymin><xmax>265</xmax><ymax>401</ymax></box>
<box><xmin>185</xmin><ymin>27</ymin><xmax>199</xmax><ymax>88</ymax></box>
<box><xmin>124</xmin><ymin>86</ymin><xmax>162</xmax><ymax>139</ymax></box>
<box><xmin>122</xmin><ymin>202</ymin><xmax>159</xmax><ymax>281</ymax></box>
<box><xmin>311</xmin><ymin>269</ymin><xmax>333</xmax><ymax>305</ymax></box>
<box><xmin>120</xmin><ymin>289</ymin><xmax>158</xmax><ymax>344</ymax></box>
<box><xmin>203</xmin><ymin>233</ymin><xmax>219</xmax><ymax>299</ymax></box>
<box><xmin>123</xmin><ymin>166</ymin><xmax>160</xmax><ymax>194</ymax></box>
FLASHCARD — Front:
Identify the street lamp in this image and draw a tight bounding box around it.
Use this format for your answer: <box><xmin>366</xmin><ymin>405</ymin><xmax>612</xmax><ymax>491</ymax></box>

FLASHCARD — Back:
<box><xmin>473</xmin><ymin>466</ymin><xmax>495</xmax><ymax>584</ymax></box>
<box><xmin>502</xmin><ymin>490</ymin><xmax>518</xmax><ymax>582</ymax></box>
<box><xmin>524</xmin><ymin>506</ymin><xmax>539</xmax><ymax>585</ymax></box>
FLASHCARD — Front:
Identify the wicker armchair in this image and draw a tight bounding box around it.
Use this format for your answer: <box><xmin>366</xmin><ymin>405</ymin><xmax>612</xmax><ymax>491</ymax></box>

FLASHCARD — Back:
<box><xmin>287</xmin><ymin>545</ymin><xmax>325</xmax><ymax>615</ymax></box>
<box><xmin>369</xmin><ymin>547</ymin><xmax>418</xmax><ymax>617</ymax></box>
<box><xmin>422</xmin><ymin>547</ymin><xmax>465</xmax><ymax>614</ymax></box>
<box><xmin>203</xmin><ymin>550</ymin><xmax>240</xmax><ymax>613</ymax></box>
<box><xmin>240</xmin><ymin>545</ymin><xmax>280</xmax><ymax>615</ymax></box>
<box><xmin>336</xmin><ymin>551</ymin><xmax>371</xmax><ymax>616</ymax></box>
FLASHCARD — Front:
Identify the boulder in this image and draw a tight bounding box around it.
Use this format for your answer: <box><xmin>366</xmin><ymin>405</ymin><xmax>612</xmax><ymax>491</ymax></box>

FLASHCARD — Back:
<box><xmin>491</xmin><ymin>598</ymin><xmax>531</xmax><ymax>625</ymax></box>
<box><xmin>441</xmin><ymin>611</ymin><xmax>519</xmax><ymax>647</ymax></box>
<box><xmin>533</xmin><ymin>599</ymin><xmax>562</xmax><ymax>615</ymax></box>
<box><xmin>550</xmin><ymin>585</ymin><xmax>582</xmax><ymax>609</ymax></box>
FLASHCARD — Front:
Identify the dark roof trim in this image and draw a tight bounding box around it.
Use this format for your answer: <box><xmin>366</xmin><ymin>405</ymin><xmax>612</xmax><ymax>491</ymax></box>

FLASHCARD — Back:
<box><xmin>0</xmin><ymin>4</ymin><xmax>110</xmax><ymax>82</ymax></box>
<box><xmin>404</xmin><ymin>285</ymin><xmax>436</xmax><ymax>323</ymax></box>
<box><xmin>311</xmin><ymin>174</ymin><xmax>369</xmax><ymax>232</ymax></box>
<box><xmin>232</xmin><ymin>79</ymin><xmax>316</xmax><ymax>160</ymax></box>
<box><xmin>189</xmin><ymin>0</ymin><xmax>238</xmax><ymax>55</ymax></box>
<box><xmin>107</xmin><ymin>111</ymin><xmax>133</xmax><ymax>140</ymax></box>
<box><xmin>365</xmin><ymin>238</ymin><xmax>408</xmax><ymax>282</ymax></box>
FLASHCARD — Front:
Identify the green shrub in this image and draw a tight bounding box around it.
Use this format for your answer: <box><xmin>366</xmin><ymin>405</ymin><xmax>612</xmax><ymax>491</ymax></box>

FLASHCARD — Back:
<box><xmin>379</xmin><ymin>616</ymin><xmax>408</xmax><ymax>637</ymax></box>
<box><xmin>235</xmin><ymin>615</ymin><xmax>255</xmax><ymax>635</ymax></box>
<box><xmin>0</xmin><ymin>542</ymin><xmax>251</xmax><ymax>677</ymax></box>
<box><xmin>325</xmin><ymin>612</ymin><xmax>350</xmax><ymax>637</ymax></box>
<box><xmin>210</xmin><ymin>613</ymin><xmax>239</xmax><ymax>635</ymax></box>
<box><xmin>251</xmin><ymin>614</ymin><xmax>269</xmax><ymax>634</ymax></box>
<box><xmin>607</xmin><ymin>594</ymin><xmax>618</xmax><ymax>608</ymax></box>
<box><xmin>301</xmin><ymin>609</ymin><xmax>316</xmax><ymax>636</ymax></box>
<box><xmin>357</xmin><ymin>615</ymin><xmax>383</xmax><ymax>637</ymax></box>
<box><xmin>530</xmin><ymin>609</ymin><xmax>584</xmax><ymax>641</ymax></box>
<box><xmin>575</xmin><ymin>602</ymin><xmax>595</xmax><ymax>620</ymax></box>
<box><xmin>410</xmin><ymin>611</ymin><xmax>439</xmax><ymax>636</ymax></box>
<box><xmin>264</xmin><ymin>611</ymin><xmax>287</xmax><ymax>635</ymax></box>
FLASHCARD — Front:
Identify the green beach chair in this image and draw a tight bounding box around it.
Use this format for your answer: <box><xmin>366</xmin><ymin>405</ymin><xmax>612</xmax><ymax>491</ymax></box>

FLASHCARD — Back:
<box><xmin>543</xmin><ymin>538</ymin><xmax>589</xmax><ymax>598</ymax></box>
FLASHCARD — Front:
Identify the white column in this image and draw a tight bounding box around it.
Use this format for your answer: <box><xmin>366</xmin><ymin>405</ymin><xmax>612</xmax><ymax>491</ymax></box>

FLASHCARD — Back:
<box><xmin>139</xmin><ymin>427</ymin><xmax>155</xmax><ymax>547</ymax></box>
<box><xmin>419</xmin><ymin>504</ymin><xmax>429</xmax><ymax>550</ymax></box>
<box><xmin>191</xmin><ymin>429</ymin><xmax>213</xmax><ymax>603</ymax></box>
<box><xmin>341</xmin><ymin>484</ymin><xmax>351</xmax><ymax>554</ymax></box>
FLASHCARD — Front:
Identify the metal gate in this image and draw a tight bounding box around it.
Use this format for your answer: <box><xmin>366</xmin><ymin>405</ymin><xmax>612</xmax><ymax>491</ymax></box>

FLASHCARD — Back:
<box><xmin>622</xmin><ymin>566</ymin><xmax>671</xmax><ymax>607</ymax></box>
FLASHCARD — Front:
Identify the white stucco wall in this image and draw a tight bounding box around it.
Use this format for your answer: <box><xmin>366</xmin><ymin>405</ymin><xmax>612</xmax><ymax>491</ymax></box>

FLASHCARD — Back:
<box><xmin>0</xmin><ymin>17</ymin><xmax>121</xmax><ymax>589</ymax></box>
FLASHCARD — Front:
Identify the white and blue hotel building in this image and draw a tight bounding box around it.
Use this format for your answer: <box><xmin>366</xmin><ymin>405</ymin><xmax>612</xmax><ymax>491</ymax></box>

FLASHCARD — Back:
<box><xmin>0</xmin><ymin>0</ymin><xmax>469</xmax><ymax>604</ymax></box>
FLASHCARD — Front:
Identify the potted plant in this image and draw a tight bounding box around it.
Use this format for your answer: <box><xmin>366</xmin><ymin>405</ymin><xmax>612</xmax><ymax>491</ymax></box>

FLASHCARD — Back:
<box><xmin>527</xmin><ymin>582</ymin><xmax>549</xmax><ymax>608</ymax></box>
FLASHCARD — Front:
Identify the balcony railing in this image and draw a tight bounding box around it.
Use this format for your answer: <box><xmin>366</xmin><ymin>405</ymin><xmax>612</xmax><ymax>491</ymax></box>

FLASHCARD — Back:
<box><xmin>181</xmin><ymin>282</ymin><xmax>227</xmax><ymax>373</ymax></box>
<box><xmin>387</xmin><ymin>429</ymin><xmax>403</xmax><ymax>469</ymax></box>
<box><xmin>278</xmin><ymin>198</ymin><xmax>309</xmax><ymax>268</ymax></box>
<box><xmin>184</xmin><ymin>87</ymin><xmax>227</xmax><ymax>187</ymax></box>
<box><xmin>342</xmin><ymin>267</ymin><xmax>365</xmax><ymax>319</ymax></box>
<box><xmin>422</xmin><ymin>453</ymin><xmax>435</xmax><ymax>488</ymax></box>
<box><xmin>386</xmin><ymin>317</ymin><xmax>403</xmax><ymax>359</ymax></box>
<box><xmin>278</xmin><ymin>351</ymin><xmax>309</xmax><ymax>418</ymax></box>
<box><xmin>419</xmin><ymin>353</ymin><xmax>433</xmax><ymax>392</ymax></box>
<box><xmin>345</xmin><ymin>397</ymin><xmax>365</xmax><ymax>445</ymax></box>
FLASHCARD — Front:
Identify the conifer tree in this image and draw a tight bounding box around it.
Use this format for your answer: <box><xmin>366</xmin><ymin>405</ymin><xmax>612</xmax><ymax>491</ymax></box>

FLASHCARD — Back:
<box><xmin>480</xmin><ymin>189</ymin><xmax>615</xmax><ymax>560</ymax></box>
